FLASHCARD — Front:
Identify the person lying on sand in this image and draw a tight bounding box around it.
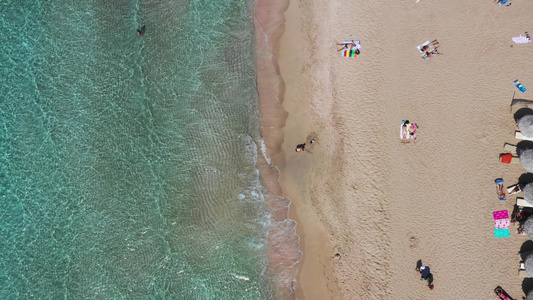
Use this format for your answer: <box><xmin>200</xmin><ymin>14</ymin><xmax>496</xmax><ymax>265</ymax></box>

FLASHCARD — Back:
<box><xmin>337</xmin><ymin>41</ymin><xmax>357</xmax><ymax>52</ymax></box>
<box><xmin>408</xmin><ymin>123</ymin><xmax>417</xmax><ymax>139</ymax></box>
<box><xmin>420</xmin><ymin>40</ymin><xmax>439</xmax><ymax>52</ymax></box>
<box><xmin>494</xmin><ymin>287</ymin><xmax>509</xmax><ymax>300</ymax></box>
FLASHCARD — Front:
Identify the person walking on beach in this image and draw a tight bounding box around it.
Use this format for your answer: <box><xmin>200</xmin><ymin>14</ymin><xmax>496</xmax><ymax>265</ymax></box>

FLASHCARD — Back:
<box><xmin>295</xmin><ymin>143</ymin><xmax>306</xmax><ymax>152</ymax></box>
<box><xmin>426</xmin><ymin>273</ymin><xmax>434</xmax><ymax>290</ymax></box>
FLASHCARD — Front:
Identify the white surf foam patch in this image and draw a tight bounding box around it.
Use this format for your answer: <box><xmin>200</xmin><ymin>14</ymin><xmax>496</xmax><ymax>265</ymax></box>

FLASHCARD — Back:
<box><xmin>231</xmin><ymin>273</ymin><xmax>250</xmax><ymax>281</ymax></box>
<box><xmin>259</xmin><ymin>137</ymin><xmax>271</xmax><ymax>164</ymax></box>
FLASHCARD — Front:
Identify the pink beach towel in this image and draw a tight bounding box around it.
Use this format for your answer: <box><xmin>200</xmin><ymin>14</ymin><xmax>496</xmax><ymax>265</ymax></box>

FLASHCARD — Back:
<box><xmin>493</xmin><ymin>210</ymin><xmax>509</xmax><ymax>220</ymax></box>
<box><xmin>495</xmin><ymin>219</ymin><xmax>510</xmax><ymax>229</ymax></box>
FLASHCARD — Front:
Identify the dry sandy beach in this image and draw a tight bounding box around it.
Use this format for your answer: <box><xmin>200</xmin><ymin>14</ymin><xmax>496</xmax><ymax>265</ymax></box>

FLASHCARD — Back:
<box><xmin>258</xmin><ymin>0</ymin><xmax>533</xmax><ymax>299</ymax></box>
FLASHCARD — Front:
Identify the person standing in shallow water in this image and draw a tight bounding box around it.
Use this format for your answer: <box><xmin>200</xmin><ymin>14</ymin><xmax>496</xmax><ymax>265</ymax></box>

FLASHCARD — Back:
<box><xmin>137</xmin><ymin>25</ymin><xmax>146</xmax><ymax>36</ymax></box>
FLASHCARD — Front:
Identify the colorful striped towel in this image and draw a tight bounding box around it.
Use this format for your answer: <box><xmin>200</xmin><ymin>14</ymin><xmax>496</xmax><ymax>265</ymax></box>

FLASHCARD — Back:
<box><xmin>494</xmin><ymin>229</ymin><xmax>510</xmax><ymax>238</ymax></box>
<box><xmin>493</xmin><ymin>210</ymin><xmax>509</xmax><ymax>220</ymax></box>
<box><xmin>343</xmin><ymin>49</ymin><xmax>359</xmax><ymax>57</ymax></box>
<box><xmin>495</xmin><ymin>219</ymin><xmax>510</xmax><ymax>229</ymax></box>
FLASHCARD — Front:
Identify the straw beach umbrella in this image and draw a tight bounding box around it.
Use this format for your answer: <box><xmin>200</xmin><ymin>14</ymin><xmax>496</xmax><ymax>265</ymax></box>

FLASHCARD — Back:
<box><xmin>524</xmin><ymin>184</ymin><xmax>533</xmax><ymax>206</ymax></box>
<box><xmin>527</xmin><ymin>289</ymin><xmax>533</xmax><ymax>300</ymax></box>
<box><xmin>525</xmin><ymin>217</ymin><xmax>533</xmax><ymax>240</ymax></box>
<box><xmin>521</xmin><ymin>149</ymin><xmax>533</xmax><ymax>173</ymax></box>
<box><xmin>525</xmin><ymin>254</ymin><xmax>533</xmax><ymax>278</ymax></box>
<box><xmin>518</xmin><ymin>115</ymin><xmax>533</xmax><ymax>139</ymax></box>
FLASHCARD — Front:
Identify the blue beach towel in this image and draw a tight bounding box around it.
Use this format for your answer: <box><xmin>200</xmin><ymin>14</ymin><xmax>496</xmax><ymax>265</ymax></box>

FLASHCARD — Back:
<box><xmin>515</xmin><ymin>80</ymin><xmax>527</xmax><ymax>93</ymax></box>
<box><xmin>494</xmin><ymin>229</ymin><xmax>510</xmax><ymax>238</ymax></box>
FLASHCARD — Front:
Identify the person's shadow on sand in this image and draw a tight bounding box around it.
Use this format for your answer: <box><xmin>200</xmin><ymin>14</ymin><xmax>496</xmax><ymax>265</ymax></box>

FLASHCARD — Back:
<box><xmin>416</xmin><ymin>259</ymin><xmax>422</xmax><ymax>271</ymax></box>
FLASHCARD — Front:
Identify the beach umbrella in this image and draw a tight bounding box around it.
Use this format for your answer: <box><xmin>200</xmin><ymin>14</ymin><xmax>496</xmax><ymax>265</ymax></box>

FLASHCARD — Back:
<box><xmin>525</xmin><ymin>217</ymin><xmax>533</xmax><ymax>240</ymax></box>
<box><xmin>518</xmin><ymin>115</ymin><xmax>533</xmax><ymax>138</ymax></box>
<box><xmin>527</xmin><ymin>289</ymin><xmax>533</xmax><ymax>300</ymax></box>
<box><xmin>521</xmin><ymin>149</ymin><xmax>533</xmax><ymax>173</ymax></box>
<box><xmin>524</xmin><ymin>184</ymin><xmax>533</xmax><ymax>206</ymax></box>
<box><xmin>525</xmin><ymin>254</ymin><xmax>533</xmax><ymax>277</ymax></box>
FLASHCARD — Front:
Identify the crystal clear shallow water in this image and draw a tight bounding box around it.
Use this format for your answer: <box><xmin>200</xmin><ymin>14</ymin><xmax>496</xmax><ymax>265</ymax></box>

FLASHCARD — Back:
<box><xmin>0</xmin><ymin>0</ymin><xmax>278</xmax><ymax>299</ymax></box>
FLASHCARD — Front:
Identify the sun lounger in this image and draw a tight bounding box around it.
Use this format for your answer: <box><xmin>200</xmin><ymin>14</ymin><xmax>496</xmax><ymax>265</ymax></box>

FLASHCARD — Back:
<box><xmin>519</xmin><ymin>269</ymin><xmax>530</xmax><ymax>278</ymax></box>
<box><xmin>503</xmin><ymin>143</ymin><xmax>517</xmax><ymax>154</ymax></box>
<box><xmin>515</xmin><ymin>131</ymin><xmax>533</xmax><ymax>141</ymax></box>
<box><xmin>519</xmin><ymin>262</ymin><xmax>531</xmax><ymax>277</ymax></box>
<box><xmin>495</xmin><ymin>286</ymin><xmax>514</xmax><ymax>300</ymax></box>
<box><xmin>517</xmin><ymin>197</ymin><xmax>533</xmax><ymax>208</ymax></box>
<box><xmin>499</xmin><ymin>153</ymin><xmax>520</xmax><ymax>164</ymax></box>
<box><xmin>507</xmin><ymin>183</ymin><xmax>523</xmax><ymax>195</ymax></box>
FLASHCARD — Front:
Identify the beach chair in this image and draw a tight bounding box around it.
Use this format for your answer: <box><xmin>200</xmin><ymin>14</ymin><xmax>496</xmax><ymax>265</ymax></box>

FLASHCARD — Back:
<box><xmin>499</xmin><ymin>153</ymin><xmax>520</xmax><ymax>164</ymax></box>
<box><xmin>503</xmin><ymin>143</ymin><xmax>517</xmax><ymax>154</ymax></box>
<box><xmin>507</xmin><ymin>183</ymin><xmax>523</xmax><ymax>195</ymax></box>
<box><xmin>517</xmin><ymin>197</ymin><xmax>533</xmax><ymax>208</ymax></box>
<box><xmin>515</xmin><ymin>131</ymin><xmax>533</xmax><ymax>141</ymax></box>
<box><xmin>519</xmin><ymin>262</ymin><xmax>531</xmax><ymax>278</ymax></box>
<box><xmin>494</xmin><ymin>286</ymin><xmax>513</xmax><ymax>300</ymax></box>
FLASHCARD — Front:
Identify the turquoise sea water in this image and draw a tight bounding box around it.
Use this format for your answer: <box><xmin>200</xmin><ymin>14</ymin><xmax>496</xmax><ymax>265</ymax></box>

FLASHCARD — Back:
<box><xmin>0</xmin><ymin>0</ymin><xmax>276</xmax><ymax>299</ymax></box>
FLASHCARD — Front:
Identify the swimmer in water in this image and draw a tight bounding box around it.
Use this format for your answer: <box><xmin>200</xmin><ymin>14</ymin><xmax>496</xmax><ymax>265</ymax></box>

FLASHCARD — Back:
<box><xmin>137</xmin><ymin>25</ymin><xmax>146</xmax><ymax>36</ymax></box>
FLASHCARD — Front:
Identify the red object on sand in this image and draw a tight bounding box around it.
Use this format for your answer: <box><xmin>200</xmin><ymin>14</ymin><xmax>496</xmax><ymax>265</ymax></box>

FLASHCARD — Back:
<box><xmin>499</xmin><ymin>153</ymin><xmax>513</xmax><ymax>164</ymax></box>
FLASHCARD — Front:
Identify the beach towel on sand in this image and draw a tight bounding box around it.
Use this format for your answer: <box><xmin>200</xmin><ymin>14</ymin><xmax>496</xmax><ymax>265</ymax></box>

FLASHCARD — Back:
<box><xmin>495</xmin><ymin>219</ymin><xmax>510</xmax><ymax>229</ymax></box>
<box><xmin>515</xmin><ymin>80</ymin><xmax>527</xmax><ymax>93</ymax></box>
<box><xmin>498</xmin><ymin>0</ymin><xmax>511</xmax><ymax>6</ymax></box>
<box><xmin>513</xmin><ymin>35</ymin><xmax>531</xmax><ymax>44</ymax></box>
<box><xmin>494</xmin><ymin>229</ymin><xmax>510</xmax><ymax>238</ymax></box>
<box><xmin>341</xmin><ymin>40</ymin><xmax>361</xmax><ymax>57</ymax></box>
<box><xmin>493</xmin><ymin>210</ymin><xmax>509</xmax><ymax>220</ymax></box>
